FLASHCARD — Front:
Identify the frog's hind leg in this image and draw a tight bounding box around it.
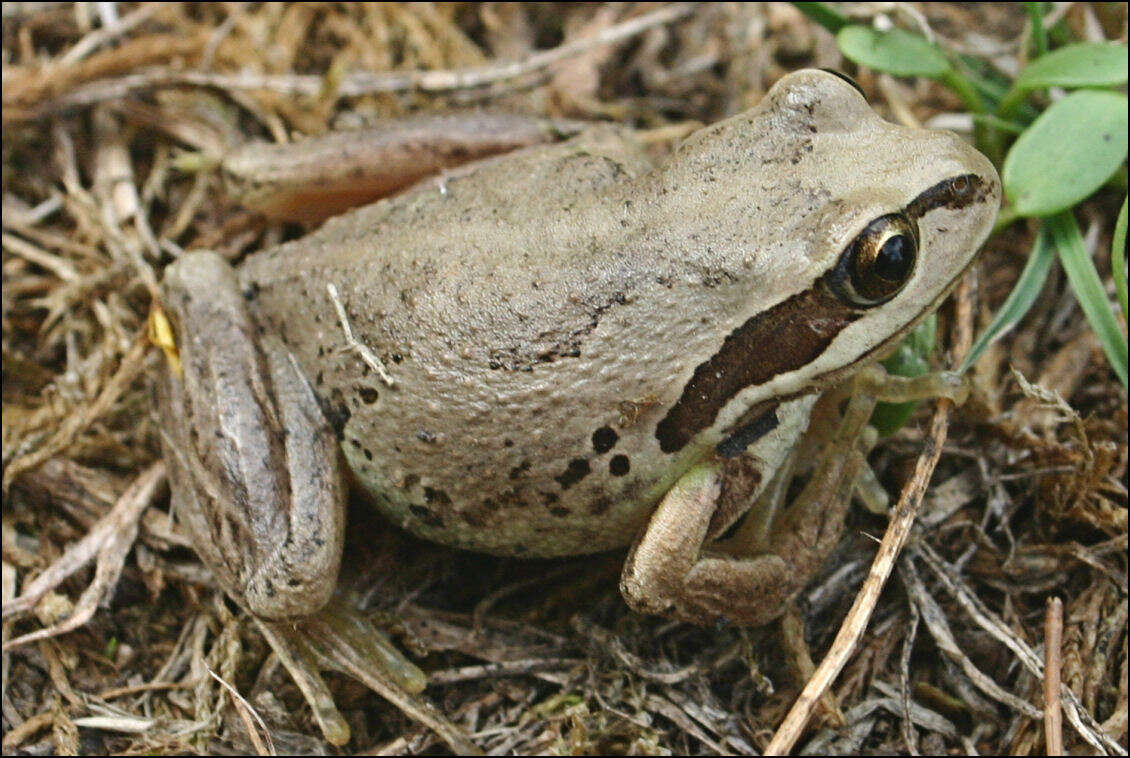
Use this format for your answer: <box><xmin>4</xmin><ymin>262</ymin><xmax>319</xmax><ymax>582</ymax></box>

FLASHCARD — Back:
<box><xmin>157</xmin><ymin>252</ymin><xmax>479</xmax><ymax>750</ymax></box>
<box><xmin>155</xmin><ymin>251</ymin><xmax>347</xmax><ymax>621</ymax></box>
<box><xmin>620</xmin><ymin>391</ymin><xmax>878</xmax><ymax>627</ymax></box>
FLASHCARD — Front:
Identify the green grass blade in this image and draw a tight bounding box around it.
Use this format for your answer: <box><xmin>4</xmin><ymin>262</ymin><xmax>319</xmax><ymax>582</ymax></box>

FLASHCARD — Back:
<box><xmin>1113</xmin><ymin>197</ymin><xmax>1128</xmax><ymax>325</ymax></box>
<box><xmin>1025</xmin><ymin>3</ymin><xmax>1048</xmax><ymax>57</ymax></box>
<box><xmin>1047</xmin><ymin>212</ymin><xmax>1129</xmax><ymax>386</ymax></box>
<box><xmin>959</xmin><ymin>227</ymin><xmax>1057</xmax><ymax>373</ymax></box>
<box><xmin>971</xmin><ymin>112</ymin><xmax>1027</xmax><ymax>135</ymax></box>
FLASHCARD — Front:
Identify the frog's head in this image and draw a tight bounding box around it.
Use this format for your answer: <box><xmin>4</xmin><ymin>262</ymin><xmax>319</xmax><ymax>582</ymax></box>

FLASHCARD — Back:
<box><xmin>653</xmin><ymin>69</ymin><xmax>1000</xmax><ymax>453</ymax></box>
<box><xmin>750</xmin><ymin>68</ymin><xmax>1000</xmax><ymax>392</ymax></box>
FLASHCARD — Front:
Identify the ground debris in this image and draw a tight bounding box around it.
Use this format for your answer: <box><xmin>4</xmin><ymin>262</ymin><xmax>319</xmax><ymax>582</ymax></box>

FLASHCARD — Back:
<box><xmin>2</xmin><ymin>3</ymin><xmax>1125</xmax><ymax>755</ymax></box>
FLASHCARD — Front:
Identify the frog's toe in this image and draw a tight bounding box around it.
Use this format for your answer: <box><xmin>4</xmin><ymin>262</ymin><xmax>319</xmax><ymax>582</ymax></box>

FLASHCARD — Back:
<box><xmin>257</xmin><ymin>598</ymin><xmax>481</xmax><ymax>754</ymax></box>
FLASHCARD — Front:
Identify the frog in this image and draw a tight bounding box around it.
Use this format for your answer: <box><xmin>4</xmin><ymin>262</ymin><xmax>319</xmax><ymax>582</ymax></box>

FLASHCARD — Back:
<box><xmin>153</xmin><ymin>69</ymin><xmax>999</xmax><ymax>745</ymax></box>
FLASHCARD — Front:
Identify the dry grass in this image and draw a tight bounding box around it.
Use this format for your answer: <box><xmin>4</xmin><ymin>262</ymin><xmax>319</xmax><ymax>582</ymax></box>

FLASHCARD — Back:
<box><xmin>2</xmin><ymin>3</ymin><xmax>1126</xmax><ymax>755</ymax></box>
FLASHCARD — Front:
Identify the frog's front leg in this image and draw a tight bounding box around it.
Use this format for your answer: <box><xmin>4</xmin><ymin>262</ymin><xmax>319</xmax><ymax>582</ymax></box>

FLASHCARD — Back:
<box><xmin>155</xmin><ymin>251</ymin><xmax>347</xmax><ymax>619</ymax></box>
<box><xmin>620</xmin><ymin>389</ymin><xmax>875</xmax><ymax>626</ymax></box>
<box><xmin>621</xmin><ymin>366</ymin><xmax>966</xmax><ymax>627</ymax></box>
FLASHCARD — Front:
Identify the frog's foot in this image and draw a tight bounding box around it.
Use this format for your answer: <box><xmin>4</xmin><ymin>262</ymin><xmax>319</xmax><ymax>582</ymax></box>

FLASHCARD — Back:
<box><xmin>155</xmin><ymin>251</ymin><xmax>347</xmax><ymax>620</ymax></box>
<box><xmin>620</xmin><ymin>391</ymin><xmax>878</xmax><ymax>627</ymax></box>
<box><xmin>256</xmin><ymin>598</ymin><xmax>481</xmax><ymax>753</ymax></box>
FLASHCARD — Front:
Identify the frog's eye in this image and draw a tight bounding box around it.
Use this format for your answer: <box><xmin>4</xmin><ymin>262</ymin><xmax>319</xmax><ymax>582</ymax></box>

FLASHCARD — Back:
<box><xmin>828</xmin><ymin>214</ymin><xmax>918</xmax><ymax>307</ymax></box>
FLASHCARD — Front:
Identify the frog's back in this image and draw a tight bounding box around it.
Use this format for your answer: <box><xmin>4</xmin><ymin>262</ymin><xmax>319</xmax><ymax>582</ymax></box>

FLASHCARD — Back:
<box><xmin>238</xmin><ymin>128</ymin><xmax>758</xmax><ymax>556</ymax></box>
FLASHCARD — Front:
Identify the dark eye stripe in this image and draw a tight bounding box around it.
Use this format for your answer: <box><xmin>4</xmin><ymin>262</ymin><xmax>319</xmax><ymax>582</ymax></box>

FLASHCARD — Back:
<box><xmin>655</xmin><ymin>286</ymin><xmax>859</xmax><ymax>454</ymax></box>
<box><xmin>906</xmin><ymin>174</ymin><xmax>988</xmax><ymax>219</ymax></box>
<box><xmin>653</xmin><ymin>172</ymin><xmax>990</xmax><ymax>456</ymax></box>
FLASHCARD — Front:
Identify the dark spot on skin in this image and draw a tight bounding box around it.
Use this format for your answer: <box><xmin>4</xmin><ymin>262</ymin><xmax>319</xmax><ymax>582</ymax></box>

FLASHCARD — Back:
<box><xmin>321</xmin><ymin>390</ymin><xmax>350</xmax><ymax>436</ymax></box>
<box><xmin>655</xmin><ymin>283</ymin><xmax>860</xmax><ymax>454</ymax></box>
<box><xmin>592</xmin><ymin>426</ymin><xmax>618</xmax><ymax>453</ymax></box>
<box><xmin>403</xmin><ymin>474</ymin><xmax>420</xmax><ymax>489</ymax></box>
<box><xmin>409</xmin><ymin>505</ymin><xmax>444</xmax><ymax>528</ymax></box>
<box><xmin>349</xmin><ymin>438</ymin><xmax>362</xmax><ymax>449</ymax></box>
<box><xmin>609</xmin><ymin>455</ymin><xmax>630</xmax><ymax>476</ymax></box>
<box><xmin>555</xmin><ymin>458</ymin><xmax>591</xmax><ymax>489</ymax></box>
<box><xmin>509</xmin><ymin>460</ymin><xmax>531</xmax><ymax>480</ymax></box>
<box><xmin>550</xmin><ymin>506</ymin><xmax>571</xmax><ymax>518</ymax></box>
<box><xmin>716</xmin><ymin>405</ymin><xmax>780</xmax><ymax>458</ymax></box>
<box><xmin>363</xmin><ymin>448</ymin><xmax>373</xmax><ymax>461</ymax></box>
<box><xmin>504</xmin><ymin>438</ymin><xmax>514</xmax><ymax>447</ymax></box>
<box><xmin>423</xmin><ymin>487</ymin><xmax>452</xmax><ymax>506</ymax></box>
<box><xmin>357</xmin><ymin>386</ymin><xmax>379</xmax><ymax>404</ymax></box>
<box><xmin>589</xmin><ymin>497</ymin><xmax>612</xmax><ymax>515</ymax></box>
<box><xmin>460</xmin><ymin>508</ymin><xmax>489</xmax><ymax>527</ymax></box>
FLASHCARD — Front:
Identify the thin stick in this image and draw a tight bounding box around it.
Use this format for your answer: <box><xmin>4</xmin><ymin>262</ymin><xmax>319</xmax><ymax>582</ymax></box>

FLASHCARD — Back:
<box><xmin>1044</xmin><ymin>597</ymin><xmax>1064</xmax><ymax>756</ymax></box>
<box><xmin>764</xmin><ymin>274</ymin><xmax>975</xmax><ymax>755</ymax></box>
<box><xmin>16</xmin><ymin>4</ymin><xmax>695</xmax><ymax>118</ymax></box>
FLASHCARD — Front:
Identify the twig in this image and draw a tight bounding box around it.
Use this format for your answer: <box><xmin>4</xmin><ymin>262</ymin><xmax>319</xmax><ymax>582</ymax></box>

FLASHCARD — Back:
<box><xmin>19</xmin><ymin>4</ymin><xmax>696</xmax><ymax>118</ymax></box>
<box><xmin>764</xmin><ymin>273</ymin><xmax>976</xmax><ymax>755</ymax></box>
<box><xmin>3</xmin><ymin>462</ymin><xmax>166</xmax><ymax>649</ymax></box>
<box><xmin>58</xmin><ymin>4</ymin><xmax>161</xmax><ymax>67</ymax></box>
<box><xmin>918</xmin><ymin>541</ymin><xmax>1122</xmax><ymax>754</ymax></box>
<box><xmin>2</xmin><ymin>332</ymin><xmax>151</xmax><ymax>492</ymax></box>
<box><xmin>1045</xmin><ymin>597</ymin><xmax>1064</xmax><ymax>756</ymax></box>
<box><xmin>326</xmin><ymin>282</ymin><xmax>395</xmax><ymax>386</ymax></box>
<box><xmin>903</xmin><ymin>556</ymin><xmax>1042</xmax><ymax>719</ymax></box>
<box><xmin>429</xmin><ymin>658</ymin><xmax>583</xmax><ymax>685</ymax></box>
<box><xmin>899</xmin><ymin>590</ymin><xmax>921</xmax><ymax>755</ymax></box>
<box><xmin>206</xmin><ymin>664</ymin><xmax>274</xmax><ymax>756</ymax></box>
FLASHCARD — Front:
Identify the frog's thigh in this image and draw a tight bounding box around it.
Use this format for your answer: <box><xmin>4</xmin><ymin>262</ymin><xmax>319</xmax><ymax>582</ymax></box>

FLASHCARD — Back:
<box><xmin>157</xmin><ymin>251</ymin><xmax>346</xmax><ymax>620</ymax></box>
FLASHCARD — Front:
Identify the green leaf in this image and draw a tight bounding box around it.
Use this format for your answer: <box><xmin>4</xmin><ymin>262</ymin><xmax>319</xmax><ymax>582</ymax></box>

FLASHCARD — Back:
<box><xmin>1113</xmin><ymin>197</ymin><xmax>1128</xmax><ymax>326</ymax></box>
<box><xmin>872</xmin><ymin>315</ymin><xmax>936</xmax><ymax>436</ymax></box>
<box><xmin>792</xmin><ymin>2</ymin><xmax>849</xmax><ymax>34</ymax></box>
<box><xmin>1014</xmin><ymin>41</ymin><xmax>1128</xmax><ymax>92</ymax></box>
<box><xmin>960</xmin><ymin>228</ymin><xmax>1057</xmax><ymax>373</ymax></box>
<box><xmin>1002</xmin><ymin>90</ymin><xmax>1128</xmax><ymax>217</ymax></box>
<box><xmin>837</xmin><ymin>26</ymin><xmax>951</xmax><ymax>78</ymax></box>
<box><xmin>1047</xmin><ymin>212</ymin><xmax>1128</xmax><ymax>386</ymax></box>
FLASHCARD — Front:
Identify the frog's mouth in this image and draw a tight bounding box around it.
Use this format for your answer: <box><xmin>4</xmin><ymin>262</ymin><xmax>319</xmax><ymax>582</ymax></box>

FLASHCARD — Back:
<box><xmin>654</xmin><ymin>172</ymin><xmax>997</xmax><ymax>456</ymax></box>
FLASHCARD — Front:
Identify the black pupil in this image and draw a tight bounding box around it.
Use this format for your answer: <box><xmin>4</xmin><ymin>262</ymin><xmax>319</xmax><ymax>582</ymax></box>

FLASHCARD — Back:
<box><xmin>875</xmin><ymin>235</ymin><xmax>914</xmax><ymax>281</ymax></box>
